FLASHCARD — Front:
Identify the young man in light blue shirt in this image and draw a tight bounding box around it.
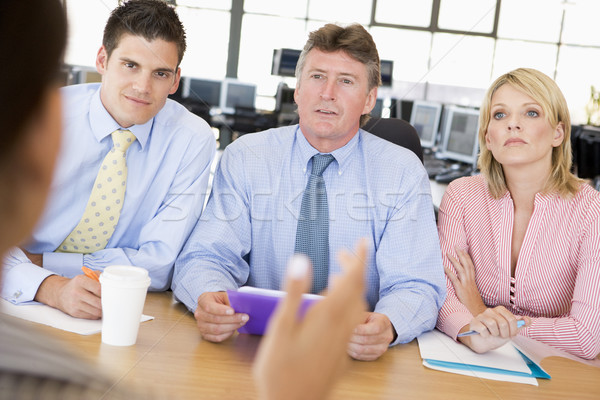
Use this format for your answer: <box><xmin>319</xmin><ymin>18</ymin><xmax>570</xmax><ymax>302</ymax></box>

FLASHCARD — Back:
<box><xmin>1</xmin><ymin>0</ymin><xmax>215</xmax><ymax>319</ymax></box>
<box><xmin>173</xmin><ymin>23</ymin><xmax>445</xmax><ymax>361</ymax></box>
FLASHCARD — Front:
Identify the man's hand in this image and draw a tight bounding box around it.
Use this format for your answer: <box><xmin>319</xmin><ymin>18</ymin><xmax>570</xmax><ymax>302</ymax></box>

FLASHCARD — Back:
<box><xmin>34</xmin><ymin>275</ymin><xmax>101</xmax><ymax>319</ymax></box>
<box><xmin>347</xmin><ymin>312</ymin><xmax>394</xmax><ymax>361</ymax></box>
<box><xmin>194</xmin><ymin>291</ymin><xmax>248</xmax><ymax>342</ymax></box>
<box><xmin>20</xmin><ymin>247</ymin><xmax>42</xmax><ymax>267</ymax></box>
<box><xmin>445</xmin><ymin>247</ymin><xmax>487</xmax><ymax>316</ymax></box>
<box><xmin>458</xmin><ymin>306</ymin><xmax>531</xmax><ymax>353</ymax></box>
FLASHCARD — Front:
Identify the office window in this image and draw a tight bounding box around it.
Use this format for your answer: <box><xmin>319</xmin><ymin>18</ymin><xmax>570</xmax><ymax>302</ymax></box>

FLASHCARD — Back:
<box><xmin>244</xmin><ymin>0</ymin><xmax>308</xmax><ymax>18</ymax></box>
<box><xmin>370</xmin><ymin>27</ymin><xmax>432</xmax><ymax>83</ymax></box>
<box><xmin>497</xmin><ymin>0</ymin><xmax>563</xmax><ymax>42</ymax></box>
<box><xmin>64</xmin><ymin>0</ymin><xmax>118</xmax><ymax>67</ymax></box>
<box><xmin>438</xmin><ymin>0</ymin><xmax>496</xmax><ymax>34</ymax></box>
<box><xmin>556</xmin><ymin>45</ymin><xmax>600</xmax><ymax>124</ymax></box>
<box><xmin>63</xmin><ymin>0</ymin><xmax>600</xmax><ymax>125</ymax></box>
<box><xmin>238</xmin><ymin>14</ymin><xmax>307</xmax><ymax>109</ymax></box>
<box><xmin>428</xmin><ymin>33</ymin><xmax>494</xmax><ymax>88</ymax></box>
<box><xmin>177</xmin><ymin>7</ymin><xmax>230</xmax><ymax>79</ymax></box>
<box><xmin>374</xmin><ymin>0</ymin><xmax>433</xmax><ymax>27</ymax></box>
<box><xmin>493</xmin><ymin>40</ymin><xmax>557</xmax><ymax>80</ymax></box>
<box><xmin>307</xmin><ymin>0</ymin><xmax>371</xmax><ymax>25</ymax></box>
<box><xmin>561</xmin><ymin>1</ymin><xmax>600</xmax><ymax>47</ymax></box>
<box><xmin>176</xmin><ymin>0</ymin><xmax>231</xmax><ymax>11</ymax></box>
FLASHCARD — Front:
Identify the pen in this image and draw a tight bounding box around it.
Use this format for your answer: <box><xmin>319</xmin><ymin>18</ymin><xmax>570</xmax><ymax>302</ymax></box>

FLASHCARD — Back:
<box><xmin>457</xmin><ymin>320</ymin><xmax>526</xmax><ymax>337</ymax></box>
<box><xmin>82</xmin><ymin>266</ymin><xmax>100</xmax><ymax>282</ymax></box>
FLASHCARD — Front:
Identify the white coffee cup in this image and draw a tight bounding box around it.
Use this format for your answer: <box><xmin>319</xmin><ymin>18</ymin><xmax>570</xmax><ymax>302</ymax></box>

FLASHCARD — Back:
<box><xmin>99</xmin><ymin>265</ymin><xmax>151</xmax><ymax>346</ymax></box>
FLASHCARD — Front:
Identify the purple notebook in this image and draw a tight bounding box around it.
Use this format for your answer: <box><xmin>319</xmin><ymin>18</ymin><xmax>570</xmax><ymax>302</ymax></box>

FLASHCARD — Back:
<box><xmin>226</xmin><ymin>287</ymin><xmax>323</xmax><ymax>335</ymax></box>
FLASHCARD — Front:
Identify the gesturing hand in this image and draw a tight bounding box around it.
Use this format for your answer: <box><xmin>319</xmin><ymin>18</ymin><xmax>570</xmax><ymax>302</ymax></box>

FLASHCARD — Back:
<box><xmin>253</xmin><ymin>239</ymin><xmax>368</xmax><ymax>400</ymax></box>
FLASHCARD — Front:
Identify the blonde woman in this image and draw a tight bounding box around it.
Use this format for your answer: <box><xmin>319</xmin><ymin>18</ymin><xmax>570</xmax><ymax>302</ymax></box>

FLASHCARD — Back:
<box><xmin>436</xmin><ymin>68</ymin><xmax>600</xmax><ymax>360</ymax></box>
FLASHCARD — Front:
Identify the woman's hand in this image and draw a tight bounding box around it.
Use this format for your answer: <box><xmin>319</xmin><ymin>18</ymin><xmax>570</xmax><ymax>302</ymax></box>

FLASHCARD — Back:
<box><xmin>458</xmin><ymin>306</ymin><xmax>531</xmax><ymax>353</ymax></box>
<box><xmin>445</xmin><ymin>246</ymin><xmax>487</xmax><ymax>316</ymax></box>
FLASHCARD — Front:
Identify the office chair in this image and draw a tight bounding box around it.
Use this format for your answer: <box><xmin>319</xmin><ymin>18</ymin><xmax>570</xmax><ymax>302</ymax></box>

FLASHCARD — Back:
<box><xmin>290</xmin><ymin>116</ymin><xmax>423</xmax><ymax>163</ymax></box>
<box><xmin>362</xmin><ymin>117</ymin><xmax>435</xmax><ymax>218</ymax></box>
<box><xmin>362</xmin><ymin>117</ymin><xmax>423</xmax><ymax>163</ymax></box>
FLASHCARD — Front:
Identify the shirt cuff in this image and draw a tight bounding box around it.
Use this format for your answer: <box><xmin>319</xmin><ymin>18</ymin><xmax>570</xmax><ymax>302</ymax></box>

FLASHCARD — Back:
<box><xmin>1</xmin><ymin>262</ymin><xmax>55</xmax><ymax>304</ymax></box>
<box><xmin>43</xmin><ymin>251</ymin><xmax>84</xmax><ymax>278</ymax></box>
<box><xmin>443</xmin><ymin>311</ymin><xmax>473</xmax><ymax>340</ymax></box>
<box><xmin>374</xmin><ymin>295</ymin><xmax>433</xmax><ymax>347</ymax></box>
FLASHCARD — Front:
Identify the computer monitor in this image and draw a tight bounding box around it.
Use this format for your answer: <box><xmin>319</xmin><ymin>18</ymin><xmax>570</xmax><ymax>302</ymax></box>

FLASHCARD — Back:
<box><xmin>186</xmin><ymin>78</ymin><xmax>222</xmax><ymax>108</ymax></box>
<box><xmin>392</xmin><ymin>99</ymin><xmax>413</xmax><ymax>121</ymax></box>
<box><xmin>275</xmin><ymin>83</ymin><xmax>296</xmax><ymax>113</ymax></box>
<box><xmin>409</xmin><ymin>101</ymin><xmax>442</xmax><ymax>148</ymax></box>
<box><xmin>271</xmin><ymin>48</ymin><xmax>302</xmax><ymax>77</ymax></box>
<box><xmin>380</xmin><ymin>60</ymin><xmax>393</xmax><ymax>87</ymax></box>
<box><xmin>220</xmin><ymin>79</ymin><xmax>256</xmax><ymax>114</ymax></box>
<box><xmin>576</xmin><ymin>125</ymin><xmax>600</xmax><ymax>179</ymax></box>
<box><xmin>438</xmin><ymin>106</ymin><xmax>480</xmax><ymax>165</ymax></box>
<box><xmin>370</xmin><ymin>98</ymin><xmax>384</xmax><ymax>118</ymax></box>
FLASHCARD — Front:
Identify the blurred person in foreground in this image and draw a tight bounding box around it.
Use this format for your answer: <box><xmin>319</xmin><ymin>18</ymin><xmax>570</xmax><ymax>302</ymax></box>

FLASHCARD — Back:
<box><xmin>0</xmin><ymin>2</ymin><xmax>414</xmax><ymax>397</ymax></box>
<box><xmin>0</xmin><ymin>0</ymin><xmax>148</xmax><ymax>398</ymax></box>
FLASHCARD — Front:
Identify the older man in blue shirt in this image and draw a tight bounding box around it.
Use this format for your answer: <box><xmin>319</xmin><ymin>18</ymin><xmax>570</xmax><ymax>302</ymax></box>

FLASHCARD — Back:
<box><xmin>173</xmin><ymin>23</ymin><xmax>445</xmax><ymax>361</ymax></box>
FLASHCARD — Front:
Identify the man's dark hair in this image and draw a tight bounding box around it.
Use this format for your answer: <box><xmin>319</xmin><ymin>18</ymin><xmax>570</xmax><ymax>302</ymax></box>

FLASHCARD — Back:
<box><xmin>103</xmin><ymin>0</ymin><xmax>187</xmax><ymax>66</ymax></box>
<box><xmin>0</xmin><ymin>0</ymin><xmax>67</xmax><ymax>161</ymax></box>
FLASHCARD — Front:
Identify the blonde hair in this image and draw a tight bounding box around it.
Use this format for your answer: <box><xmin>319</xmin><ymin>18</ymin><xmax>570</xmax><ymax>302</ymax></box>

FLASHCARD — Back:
<box><xmin>477</xmin><ymin>68</ymin><xmax>584</xmax><ymax>198</ymax></box>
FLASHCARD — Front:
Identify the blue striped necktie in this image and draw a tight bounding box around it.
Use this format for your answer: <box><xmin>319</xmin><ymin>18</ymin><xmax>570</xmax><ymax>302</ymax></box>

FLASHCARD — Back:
<box><xmin>294</xmin><ymin>154</ymin><xmax>335</xmax><ymax>294</ymax></box>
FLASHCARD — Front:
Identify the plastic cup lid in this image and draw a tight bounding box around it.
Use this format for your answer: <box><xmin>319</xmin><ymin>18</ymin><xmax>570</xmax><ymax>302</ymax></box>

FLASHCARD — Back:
<box><xmin>100</xmin><ymin>265</ymin><xmax>151</xmax><ymax>288</ymax></box>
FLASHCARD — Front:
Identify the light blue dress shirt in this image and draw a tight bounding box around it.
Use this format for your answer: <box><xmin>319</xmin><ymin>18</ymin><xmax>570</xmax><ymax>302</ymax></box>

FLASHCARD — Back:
<box><xmin>2</xmin><ymin>83</ymin><xmax>216</xmax><ymax>303</ymax></box>
<box><xmin>172</xmin><ymin>125</ymin><xmax>445</xmax><ymax>346</ymax></box>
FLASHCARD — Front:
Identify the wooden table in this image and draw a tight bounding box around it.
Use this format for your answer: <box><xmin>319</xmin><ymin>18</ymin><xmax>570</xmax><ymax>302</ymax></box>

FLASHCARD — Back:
<box><xmin>36</xmin><ymin>292</ymin><xmax>599</xmax><ymax>399</ymax></box>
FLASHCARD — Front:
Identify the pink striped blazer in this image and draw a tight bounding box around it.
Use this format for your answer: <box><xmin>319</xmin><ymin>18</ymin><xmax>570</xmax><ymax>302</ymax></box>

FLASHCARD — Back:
<box><xmin>435</xmin><ymin>174</ymin><xmax>600</xmax><ymax>359</ymax></box>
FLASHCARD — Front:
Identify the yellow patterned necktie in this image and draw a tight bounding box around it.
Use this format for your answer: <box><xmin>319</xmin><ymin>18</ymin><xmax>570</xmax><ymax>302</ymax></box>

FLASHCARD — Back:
<box><xmin>57</xmin><ymin>130</ymin><xmax>136</xmax><ymax>253</ymax></box>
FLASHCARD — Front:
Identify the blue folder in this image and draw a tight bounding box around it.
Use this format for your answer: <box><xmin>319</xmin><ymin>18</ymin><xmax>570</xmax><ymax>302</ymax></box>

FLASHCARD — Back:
<box><xmin>425</xmin><ymin>348</ymin><xmax>550</xmax><ymax>379</ymax></box>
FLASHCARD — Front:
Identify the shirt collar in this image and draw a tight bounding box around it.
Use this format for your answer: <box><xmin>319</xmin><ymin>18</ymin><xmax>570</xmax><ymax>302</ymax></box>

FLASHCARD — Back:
<box><xmin>499</xmin><ymin>187</ymin><xmax>556</xmax><ymax>209</ymax></box>
<box><xmin>88</xmin><ymin>87</ymin><xmax>153</xmax><ymax>149</ymax></box>
<box><xmin>294</xmin><ymin>126</ymin><xmax>361</xmax><ymax>176</ymax></box>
